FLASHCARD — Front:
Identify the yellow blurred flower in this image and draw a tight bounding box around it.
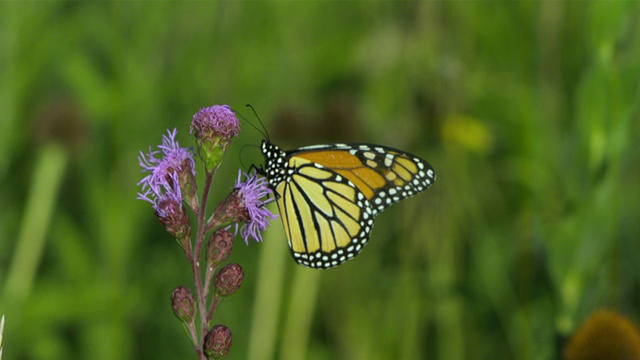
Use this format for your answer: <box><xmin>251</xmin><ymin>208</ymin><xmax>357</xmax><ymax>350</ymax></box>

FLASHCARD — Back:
<box><xmin>564</xmin><ymin>310</ymin><xmax>640</xmax><ymax>360</ymax></box>
<box><xmin>442</xmin><ymin>114</ymin><xmax>494</xmax><ymax>154</ymax></box>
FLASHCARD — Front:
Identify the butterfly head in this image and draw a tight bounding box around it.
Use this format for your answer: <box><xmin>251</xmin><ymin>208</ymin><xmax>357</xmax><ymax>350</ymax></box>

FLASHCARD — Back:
<box><xmin>260</xmin><ymin>140</ymin><xmax>288</xmax><ymax>186</ymax></box>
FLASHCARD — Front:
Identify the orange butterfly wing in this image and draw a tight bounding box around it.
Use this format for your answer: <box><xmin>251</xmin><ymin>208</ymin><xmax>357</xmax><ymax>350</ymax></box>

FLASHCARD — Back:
<box><xmin>261</xmin><ymin>141</ymin><xmax>435</xmax><ymax>268</ymax></box>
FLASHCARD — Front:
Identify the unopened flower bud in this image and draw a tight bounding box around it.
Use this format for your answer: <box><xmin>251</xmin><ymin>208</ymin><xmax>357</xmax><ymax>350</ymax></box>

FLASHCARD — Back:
<box><xmin>211</xmin><ymin>189</ymin><xmax>250</xmax><ymax>229</ymax></box>
<box><xmin>177</xmin><ymin>157</ymin><xmax>198</xmax><ymax>211</ymax></box>
<box><xmin>210</xmin><ymin>171</ymin><xmax>276</xmax><ymax>245</ymax></box>
<box><xmin>207</xmin><ymin>229</ymin><xmax>233</xmax><ymax>266</ymax></box>
<box><xmin>157</xmin><ymin>197</ymin><xmax>191</xmax><ymax>245</ymax></box>
<box><xmin>171</xmin><ymin>286</ymin><xmax>195</xmax><ymax>324</ymax></box>
<box><xmin>204</xmin><ymin>324</ymin><xmax>232</xmax><ymax>359</ymax></box>
<box><xmin>190</xmin><ymin>105</ymin><xmax>240</xmax><ymax>172</ymax></box>
<box><xmin>215</xmin><ymin>263</ymin><xmax>244</xmax><ymax>296</ymax></box>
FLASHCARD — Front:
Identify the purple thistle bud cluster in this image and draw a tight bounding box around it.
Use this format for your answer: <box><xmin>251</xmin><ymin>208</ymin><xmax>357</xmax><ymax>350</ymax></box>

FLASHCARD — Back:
<box><xmin>191</xmin><ymin>105</ymin><xmax>240</xmax><ymax>171</ymax></box>
<box><xmin>137</xmin><ymin>105</ymin><xmax>276</xmax><ymax>359</ymax></box>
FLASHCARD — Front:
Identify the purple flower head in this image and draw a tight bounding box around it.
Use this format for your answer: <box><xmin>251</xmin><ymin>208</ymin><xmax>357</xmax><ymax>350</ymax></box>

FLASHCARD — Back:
<box><xmin>138</xmin><ymin>172</ymin><xmax>191</xmax><ymax>241</ymax></box>
<box><xmin>137</xmin><ymin>171</ymin><xmax>182</xmax><ymax>215</ymax></box>
<box><xmin>234</xmin><ymin>170</ymin><xmax>277</xmax><ymax>244</ymax></box>
<box><xmin>138</xmin><ymin>128</ymin><xmax>196</xmax><ymax>198</ymax></box>
<box><xmin>190</xmin><ymin>105</ymin><xmax>240</xmax><ymax>172</ymax></box>
<box><xmin>137</xmin><ymin>129</ymin><xmax>194</xmax><ymax>241</ymax></box>
<box><xmin>190</xmin><ymin>105</ymin><xmax>240</xmax><ymax>141</ymax></box>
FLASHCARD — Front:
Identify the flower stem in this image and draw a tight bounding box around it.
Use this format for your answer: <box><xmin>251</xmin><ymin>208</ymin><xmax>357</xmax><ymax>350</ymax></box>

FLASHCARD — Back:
<box><xmin>186</xmin><ymin>321</ymin><xmax>199</xmax><ymax>348</ymax></box>
<box><xmin>191</xmin><ymin>171</ymin><xmax>215</xmax><ymax>355</ymax></box>
<box><xmin>195</xmin><ymin>349</ymin><xmax>207</xmax><ymax>360</ymax></box>
<box><xmin>203</xmin><ymin>263</ymin><xmax>216</xmax><ymax>300</ymax></box>
<box><xmin>207</xmin><ymin>295</ymin><xmax>222</xmax><ymax>324</ymax></box>
<box><xmin>182</xmin><ymin>245</ymin><xmax>199</xmax><ymax>348</ymax></box>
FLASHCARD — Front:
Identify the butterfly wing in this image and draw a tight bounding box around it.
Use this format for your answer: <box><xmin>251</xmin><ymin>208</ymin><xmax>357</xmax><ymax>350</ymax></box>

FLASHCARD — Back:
<box><xmin>262</xmin><ymin>141</ymin><xmax>435</xmax><ymax>269</ymax></box>
<box><xmin>274</xmin><ymin>160</ymin><xmax>375</xmax><ymax>268</ymax></box>
<box><xmin>292</xmin><ymin>143</ymin><xmax>436</xmax><ymax>214</ymax></box>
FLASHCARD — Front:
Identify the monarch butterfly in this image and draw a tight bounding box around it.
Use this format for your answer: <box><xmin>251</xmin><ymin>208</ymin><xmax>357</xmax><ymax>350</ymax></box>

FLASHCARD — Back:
<box><xmin>259</xmin><ymin>139</ymin><xmax>436</xmax><ymax>269</ymax></box>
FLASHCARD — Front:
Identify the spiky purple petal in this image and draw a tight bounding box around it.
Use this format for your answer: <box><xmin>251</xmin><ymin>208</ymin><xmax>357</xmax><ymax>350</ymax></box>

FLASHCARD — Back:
<box><xmin>234</xmin><ymin>170</ymin><xmax>277</xmax><ymax>244</ymax></box>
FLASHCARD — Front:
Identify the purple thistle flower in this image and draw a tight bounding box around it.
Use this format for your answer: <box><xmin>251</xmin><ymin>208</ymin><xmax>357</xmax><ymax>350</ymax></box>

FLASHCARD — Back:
<box><xmin>138</xmin><ymin>172</ymin><xmax>191</xmax><ymax>242</ymax></box>
<box><xmin>138</xmin><ymin>128</ymin><xmax>196</xmax><ymax>197</ymax></box>
<box><xmin>191</xmin><ymin>105</ymin><xmax>240</xmax><ymax>140</ymax></box>
<box><xmin>137</xmin><ymin>172</ymin><xmax>182</xmax><ymax>216</ymax></box>
<box><xmin>190</xmin><ymin>105</ymin><xmax>240</xmax><ymax>172</ymax></box>
<box><xmin>137</xmin><ymin>129</ymin><xmax>193</xmax><ymax>241</ymax></box>
<box><xmin>234</xmin><ymin>170</ymin><xmax>277</xmax><ymax>244</ymax></box>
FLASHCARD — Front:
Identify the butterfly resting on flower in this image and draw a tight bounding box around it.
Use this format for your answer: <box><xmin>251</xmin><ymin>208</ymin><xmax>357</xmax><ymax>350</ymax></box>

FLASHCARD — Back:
<box><xmin>258</xmin><ymin>140</ymin><xmax>436</xmax><ymax>269</ymax></box>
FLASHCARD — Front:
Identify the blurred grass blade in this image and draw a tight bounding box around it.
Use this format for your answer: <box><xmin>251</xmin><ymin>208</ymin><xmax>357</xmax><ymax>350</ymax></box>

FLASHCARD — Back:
<box><xmin>3</xmin><ymin>144</ymin><xmax>68</xmax><ymax>307</ymax></box>
<box><xmin>0</xmin><ymin>314</ymin><xmax>4</xmax><ymax>360</ymax></box>
<box><xmin>247</xmin><ymin>213</ymin><xmax>287</xmax><ymax>360</ymax></box>
<box><xmin>279</xmin><ymin>267</ymin><xmax>320</xmax><ymax>360</ymax></box>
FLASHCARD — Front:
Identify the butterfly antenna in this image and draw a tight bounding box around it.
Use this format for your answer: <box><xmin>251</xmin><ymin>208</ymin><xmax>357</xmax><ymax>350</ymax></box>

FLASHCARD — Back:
<box><xmin>235</xmin><ymin>110</ymin><xmax>267</xmax><ymax>139</ymax></box>
<box><xmin>246</xmin><ymin>104</ymin><xmax>270</xmax><ymax>140</ymax></box>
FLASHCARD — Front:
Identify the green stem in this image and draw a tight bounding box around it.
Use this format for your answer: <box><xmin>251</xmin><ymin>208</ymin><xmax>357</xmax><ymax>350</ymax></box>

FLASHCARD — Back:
<box><xmin>207</xmin><ymin>295</ymin><xmax>222</xmax><ymax>324</ymax></box>
<box><xmin>203</xmin><ymin>263</ymin><xmax>216</xmax><ymax>301</ymax></box>
<box><xmin>191</xmin><ymin>171</ymin><xmax>214</xmax><ymax>355</ymax></box>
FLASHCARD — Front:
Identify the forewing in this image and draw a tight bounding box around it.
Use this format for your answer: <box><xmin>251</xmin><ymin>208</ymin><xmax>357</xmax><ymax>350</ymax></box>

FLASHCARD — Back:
<box><xmin>293</xmin><ymin>144</ymin><xmax>436</xmax><ymax>214</ymax></box>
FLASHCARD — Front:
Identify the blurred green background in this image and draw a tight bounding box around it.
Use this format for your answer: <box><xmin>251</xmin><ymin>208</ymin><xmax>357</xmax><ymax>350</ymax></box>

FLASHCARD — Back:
<box><xmin>1</xmin><ymin>1</ymin><xmax>639</xmax><ymax>359</ymax></box>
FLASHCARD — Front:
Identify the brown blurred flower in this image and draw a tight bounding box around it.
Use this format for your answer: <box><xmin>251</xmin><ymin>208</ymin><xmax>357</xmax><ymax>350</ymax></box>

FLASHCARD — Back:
<box><xmin>564</xmin><ymin>309</ymin><xmax>640</xmax><ymax>360</ymax></box>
